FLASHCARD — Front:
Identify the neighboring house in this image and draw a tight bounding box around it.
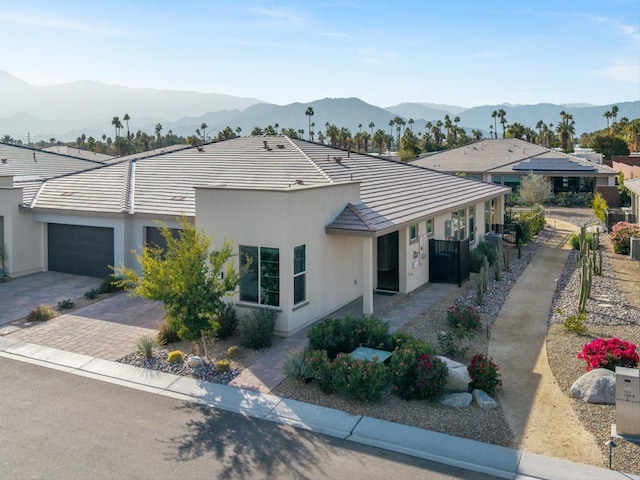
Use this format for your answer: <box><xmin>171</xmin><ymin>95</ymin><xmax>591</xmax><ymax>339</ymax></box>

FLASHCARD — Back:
<box><xmin>42</xmin><ymin>145</ymin><xmax>114</xmax><ymax>162</ymax></box>
<box><xmin>0</xmin><ymin>136</ymin><xmax>509</xmax><ymax>336</ymax></box>
<box><xmin>611</xmin><ymin>155</ymin><xmax>640</xmax><ymax>181</ymax></box>
<box><xmin>626</xmin><ymin>178</ymin><xmax>640</xmax><ymax>224</ymax></box>
<box><xmin>412</xmin><ymin>138</ymin><xmax>619</xmax><ymax>203</ymax></box>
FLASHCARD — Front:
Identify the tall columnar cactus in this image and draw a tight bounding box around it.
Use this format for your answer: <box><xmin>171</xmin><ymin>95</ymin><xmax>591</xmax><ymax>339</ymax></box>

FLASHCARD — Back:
<box><xmin>504</xmin><ymin>249</ymin><xmax>510</xmax><ymax>273</ymax></box>
<box><xmin>494</xmin><ymin>254</ymin><xmax>501</xmax><ymax>281</ymax></box>
<box><xmin>482</xmin><ymin>255</ymin><xmax>489</xmax><ymax>293</ymax></box>
<box><xmin>477</xmin><ymin>266</ymin><xmax>485</xmax><ymax>305</ymax></box>
<box><xmin>517</xmin><ymin>239</ymin><xmax>522</xmax><ymax>259</ymax></box>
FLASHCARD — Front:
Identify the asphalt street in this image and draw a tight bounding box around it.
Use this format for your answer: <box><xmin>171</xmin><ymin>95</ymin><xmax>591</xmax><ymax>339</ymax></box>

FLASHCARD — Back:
<box><xmin>0</xmin><ymin>357</ymin><xmax>500</xmax><ymax>480</ymax></box>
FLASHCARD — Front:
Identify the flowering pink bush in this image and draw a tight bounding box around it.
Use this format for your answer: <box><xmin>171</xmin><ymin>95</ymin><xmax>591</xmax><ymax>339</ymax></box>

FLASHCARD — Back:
<box><xmin>577</xmin><ymin>337</ymin><xmax>639</xmax><ymax>371</ymax></box>
<box><xmin>447</xmin><ymin>303</ymin><xmax>481</xmax><ymax>331</ymax></box>
<box><xmin>609</xmin><ymin>222</ymin><xmax>640</xmax><ymax>255</ymax></box>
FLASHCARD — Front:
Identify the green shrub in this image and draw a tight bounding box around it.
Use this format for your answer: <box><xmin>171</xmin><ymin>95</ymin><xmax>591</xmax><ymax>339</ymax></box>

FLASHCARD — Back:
<box><xmin>438</xmin><ymin>326</ymin><xmax>475</xmax><ymax>359</ymax></box>
<box><xmin>383</xmin><ymin>331</ymin><xmax>415</xmax><ymax>351</ymax></box>
<box><xmin>415</xmin><ymin>354</ymin><xmax>448</xmax><ymax>399</ymax></box>
<box><xmin>167</xmin><ymin>350</ymin><xmax>184</xmax><ymax>363</ymax></box>
<box><xmin>307</xmin><ymin>315</ymin><xmax>390</xmax><ymax>360</ymax></box>
<box><xmin>306</xmin><ymin>349</ymin><xmax>336</xmax><ymax>393</ymax></box>
<box><xmin>468</xmin><ymin>354</ymin><xmax>502</xmax><ymax>396</ymax></box>
<box><xmin>157</xmin><ymin>318</ymin><xmax>180</xmax><ymax>345</ymax></box>
<box><xmin>591</xmin><ymin>192</ymin><xmax>608</xmax><ymax>222</ymax></box>
<box><xmin>555</xmin><ymin>192</ymin><xmax>593</xmax><ymax>207</ymax></box>
<box><xmin>27</xmin><ymin>304</ymin><xmax>56</xmax><ymax>322</ymax></box>
<box><xmin>569</xmin><ymin>232</ymin><xmax>595</xmax><ymax>251</ymax></box>
<box><xmin>446</xmin><ymin>304</ymin><xmax>481</xmax><ymax>331</ymax></box>
<box><xmin>57</xmin><ymin>298</ymin><xmax>75</xmax><ymax>311</ymax></box>
<box><xmin>239</xmin><ymin>309</ymin><xmax>277</xmax><ymax>349</ymax></box>
<box><xmin>282</xmin><ymin>348</ymin><xmax>313</xmax><ymax>382</ymax></box>
<box><xmin>473</xmin><ymin>241</ymin><xmax>497</xmax><ymax>266</ymax></box>
<box><xmin>331</xmin><ymin>353</ymin><xmax>388</xmax><ymax>402</ymax></box>
<box><xmin>136</xmin><ymin>334</ymin><xmax>159</xmax><ymax>359</ymax></box>
<box><xmin>84</xmin><ymin>288</ymin><xmax>100</xmax><ymax>300</ymax></box>
<box><xmin>213</xmin><ymin>302</ymin><xmax>238</xmax><ymax>339</ymax></box>
<box><xmin>226</xmin><ymin>345</ymin><xmax>240</xmax><ymax>359</ymax></box>
<box><xmin>388</xmin><ymin>347</ymin><xmax>420</xmax><ymax>399</ymax></box>
<box><xmin>99</xmin><ymin>276</ymin><xmax>125</xmax><ymax>294</ymax></box>
<box><xmin>215</xmin><ymin>359</ymin><xmax>231</xmax><ymax>373</ymax></box>
<box><xmin>563</xmin><ymin>311</ymin><xmax>588</xmax><ymax>335</ymax></box>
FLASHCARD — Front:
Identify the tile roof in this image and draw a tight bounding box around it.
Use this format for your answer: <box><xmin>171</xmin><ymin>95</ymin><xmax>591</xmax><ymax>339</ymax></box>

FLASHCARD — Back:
<box><xmin>0</xmin><ymin>143</ymin><xmax>105</xmax><ymax>182</ymax></box>
<box><xmin>42</xmin><ymin>146</ymin><xmax>113</xmax><ymax>162</ymax></box>
<box><xmin>412</xmin><ymin>138</ymin><xmax>617</xmax><ymax>176</ymax></box>
<box><xmin>27</xmin><ymin>136</ymin><xmax>510</xmax><ymax>234</ymax></box>
<box><xmin>625</xmin><ymin>177</ymin><xmax>640</xmax><ymax>195</ymax></box>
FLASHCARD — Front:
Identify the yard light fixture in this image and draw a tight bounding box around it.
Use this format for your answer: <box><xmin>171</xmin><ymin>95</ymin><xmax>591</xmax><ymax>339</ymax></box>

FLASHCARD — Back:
<box><xmin>604</xmin><ymin>439</ymin><xmax>617</xmax><ymax>469</ymax></box>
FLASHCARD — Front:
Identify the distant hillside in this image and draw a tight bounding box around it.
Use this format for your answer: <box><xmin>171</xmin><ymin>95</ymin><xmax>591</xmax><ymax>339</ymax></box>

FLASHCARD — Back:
<box><xmin>0</xmin><ymin>71</ymin><xmax>637</xmax><ymax>142</ymax></box>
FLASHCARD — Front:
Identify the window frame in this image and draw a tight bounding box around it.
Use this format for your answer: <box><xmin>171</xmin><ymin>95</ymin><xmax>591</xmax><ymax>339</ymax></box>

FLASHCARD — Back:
<box><xmin>239</xmin><ymin>245</ymin><xmax>280</xmax><ymax>307</ymax></box>
<box><xmin>409</xmin><ymin>223</ymin><xmax>418</xmax><ymax>243</ymax></box>
<box><xmin>293</xmin><ymin>244</ymin><xmax>306</xmax><ymax>306</ymax></box>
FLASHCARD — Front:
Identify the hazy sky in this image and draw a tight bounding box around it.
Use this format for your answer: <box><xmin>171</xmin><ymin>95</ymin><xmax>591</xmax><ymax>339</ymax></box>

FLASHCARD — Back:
<box><xmin>1</xmin><ymin>0</ymin><xmax>639</xmax><ymax>107</ymax></box>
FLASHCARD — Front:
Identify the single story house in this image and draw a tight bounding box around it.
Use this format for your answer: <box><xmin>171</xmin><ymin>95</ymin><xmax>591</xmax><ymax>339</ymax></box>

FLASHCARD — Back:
<box><xmin>626</xmin><ymin>178</ymin><xmax>640</xmax><ymax>224</ymax></box>
<box><xmin>411</xmin><ymin>138</ymin><xmax>619</xmax><ymax>203</ymax></box>
<box><xmin>0</xmin><ymin>136</ymin><xmax>509</xmax><ymax>336</ymax></box>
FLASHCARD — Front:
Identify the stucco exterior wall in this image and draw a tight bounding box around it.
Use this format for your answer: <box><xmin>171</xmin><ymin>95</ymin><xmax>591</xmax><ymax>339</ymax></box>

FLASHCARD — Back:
<box><xmin>195</xmin><ymin>182</ymin><xmax>363</xmax><ymax>336</ymax></box>
<box><xmin>0</xmin><ymin>184</ymin><xmax>44</xmax><ymax>277</ymax></box>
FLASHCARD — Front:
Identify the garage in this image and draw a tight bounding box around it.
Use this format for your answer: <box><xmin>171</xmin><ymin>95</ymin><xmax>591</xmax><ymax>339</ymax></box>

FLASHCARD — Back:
<box><xmin>48</xmin><ymin>223</ymin><xmax>114</xmax><ymax>278</ymax></box>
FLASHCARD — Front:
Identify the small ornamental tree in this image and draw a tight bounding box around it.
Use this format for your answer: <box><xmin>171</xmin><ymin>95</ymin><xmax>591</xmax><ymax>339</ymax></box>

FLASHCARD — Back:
<box><xmin>115</xmin><ymin>217</ymin><xmax>240</xmax><ymax>342</ymax></box>
<box><xmin>610</xmin><ymin>221</ymin><xmax>640</xmax><ymax>255</ymax></box>
<box><xmin>519</xmin><ymin>172</ymin><xmax>553</xmax><ymax>206</ymax></box>
<box><xmin>577</xmin><ymin>338</ymin><xmax>639</xmax><ymax>371</ymax></box>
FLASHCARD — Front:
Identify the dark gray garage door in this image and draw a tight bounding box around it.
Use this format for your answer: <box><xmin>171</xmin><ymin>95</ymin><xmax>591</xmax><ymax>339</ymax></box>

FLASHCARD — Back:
<box><xmin>48</xmin><ymin>224</ymin><xmax>114</xmax><ymax>278</ymax></box>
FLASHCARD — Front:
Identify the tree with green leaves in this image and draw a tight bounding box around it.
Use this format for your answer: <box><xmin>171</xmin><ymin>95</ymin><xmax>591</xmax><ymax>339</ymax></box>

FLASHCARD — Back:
<box><xmin>556</xmin><ymin>111</ymin><xmax>575</xmax><ymax>152</ymax></box>
<box><xmin>519</xmin><ymin>172</ymin><xmax>552</xmax><ymax>206</ymax></box>
<box><xmin>114</xmin><ymin>217</ymin><xmax>240</xmax><ymax>343</ymax></box>
<box><xmin>372</xmin><ymin>128</ymin><xmax>386</xmax><ymax>154</ymax></box>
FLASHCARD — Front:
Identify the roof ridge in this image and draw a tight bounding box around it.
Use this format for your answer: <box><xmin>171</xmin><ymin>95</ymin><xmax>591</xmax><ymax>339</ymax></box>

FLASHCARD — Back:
<box><xmin>347</xmin><ymin>202</ymin><xmax>375</xmax><ymax>230</ymax></box>
<box><xmin>123</xmin><ymin>159</ymin><xmax>136</xmax><ymax>213</ymax></box>
<box><xmin>28</xmin><ymin>179</ymin><xmax>47</xmax><ymax>208</ymax></box>
<box><xmin>287</xmin><ymin>137</ymin><xmax>335</xmax><ymax>183</ymax></box>
<box><xmin>0</xmin><ymin>142</ymin><xmax>105</xmax><ymax>165</ymax></box>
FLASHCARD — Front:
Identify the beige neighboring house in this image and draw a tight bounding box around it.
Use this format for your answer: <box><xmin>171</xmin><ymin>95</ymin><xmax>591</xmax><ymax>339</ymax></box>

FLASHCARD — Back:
<box><xmin>626</xmin><ymin>178</ymin><xmax>640</xmax><ymax>224</ymax></box>
<box><xmin>0</xmin><ymin>136</ymin><xmax>509</xmax><ymax>336</ymax></box>
<box><xmin>412</xmin><ymin>138</ymin><xmax>619</xmax><ymax>203</ymax></box>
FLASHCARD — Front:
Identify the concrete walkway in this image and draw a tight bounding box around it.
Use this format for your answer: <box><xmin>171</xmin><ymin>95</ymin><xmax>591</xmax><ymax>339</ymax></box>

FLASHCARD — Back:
<box><xmin>488</xmin><ymin>219</ymin><xmax>602</xmax><ymax>465</ymax></box>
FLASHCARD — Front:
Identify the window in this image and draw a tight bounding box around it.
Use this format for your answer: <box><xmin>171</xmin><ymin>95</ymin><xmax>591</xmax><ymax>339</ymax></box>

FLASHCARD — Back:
<box><xmin>485</xmin><ymin>200</ymin><xmax>494</xmax><ymax>233</ymax></box>
<box><xmin>503</xmin><ymin>175</ymin><xmax>521</xmax><ymax>191</ymax></box>
<box><xmin>451</xmin><ymin>209</ymin><xmax>466</xmax><ymax>240</ymax></box>
<box><xmin>492</xmin><ymin>175</ymin><xmax>502</xmax><ymax>184</ymax></box>
<box><xmin>293</xmin><ymin>245</ymin><xmax>306</xmax><ymax>305</ymax></box>
<box><xmin>469</xmin><ymin>206</ymin><xmax>476</xmax><ymax>242</ymax></box>
<box><xmin>240</xmin><ymin>245</ymin><xmax>280</xmax><ymax>307</ymax></box>
<box><xmin>427</xmin><ymin>218</ymin><xmax>434</xmax><ymax>237</ymax></box>
<box><xmin>409</xmin><ymin>224</ymin><xmax>418</xmax><ymax>242</ymax></box>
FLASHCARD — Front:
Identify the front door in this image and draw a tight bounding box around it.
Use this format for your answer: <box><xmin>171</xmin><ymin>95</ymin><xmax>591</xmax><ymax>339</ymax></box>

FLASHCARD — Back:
<box><xmin>377</xmin><ymin>231</ymin><xmax>399</xmax><ymax>292</ymax></box>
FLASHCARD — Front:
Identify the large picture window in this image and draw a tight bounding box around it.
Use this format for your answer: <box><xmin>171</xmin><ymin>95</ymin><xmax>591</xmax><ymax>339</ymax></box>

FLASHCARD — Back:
<box><xmin>469</xmin><ymin>206</ymin><xmax>476</xmax><ymax>242</ymax></box>
<box><xmin>294</xmin><ymin>245</ymin><xmax>306</xmax><ymax>305</ymax></box>
<box><xmin>240</xmin><ymin>245</ymin><xmax>280</xmax><ymax>307</ymax></box>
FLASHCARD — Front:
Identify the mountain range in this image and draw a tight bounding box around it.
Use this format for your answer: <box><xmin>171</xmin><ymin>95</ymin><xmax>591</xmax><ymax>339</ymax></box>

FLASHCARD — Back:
<box><xmin>0</xmin><ymin>70</ymin><xmax>637</xmax><ymax>143</ymax></box>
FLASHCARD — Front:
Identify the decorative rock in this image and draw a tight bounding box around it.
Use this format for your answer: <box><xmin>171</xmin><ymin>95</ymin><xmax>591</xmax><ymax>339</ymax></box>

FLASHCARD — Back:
<box><xmin>439</xmin><ymin>392</ymin><xmax>472</xmax><ymax>408</ymax></box>
<box><xmin>187</xmin><ymin>355</ymin><xmax>204</xmax><ymax>368</ymax></box>
<box><xmin>570</xmin><ymin>368</ymin><xmax>615</xmax><ymax>405</ymax></box>
<box><xmin>437</xmin><ymin>356</ymin><xmax>472</xmax><ymax>392</ymax></box>
<box><xmin>472</xmin><ymin>389</ymin><xmax>498</xmax><ymax>410</ymax></box>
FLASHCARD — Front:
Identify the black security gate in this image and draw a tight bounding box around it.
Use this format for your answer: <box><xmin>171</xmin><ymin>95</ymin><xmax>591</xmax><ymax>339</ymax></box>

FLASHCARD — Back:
<box><xmin>429</xmin><ymin>238</ymin><xmax>469</xmax><ymax>286</ymax></box>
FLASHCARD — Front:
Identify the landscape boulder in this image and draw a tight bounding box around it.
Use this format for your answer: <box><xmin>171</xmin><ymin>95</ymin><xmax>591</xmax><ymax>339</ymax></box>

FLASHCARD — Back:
<box><xmin>570</xmin><ymin>368</ymin><xmax>615</xmax><ymax>404</ymax></box>
<box><xmin>439</xmin><ymin>392</ymin><xmax>472</xmax><ymax>408</ymax></box>
<box><xmin>187</xmin><ymin>355</ymin><xmax>204</xmax><ymax>368</ymax></box>
<box><xmin>436</xmin><ymin>356</ymin><xmax>472</xmax><ymax>392</ymax></box>
<box><xmin>472</xmin><ymin>389</ymin><xmax>498</xmax><ymax>410</ymax></box>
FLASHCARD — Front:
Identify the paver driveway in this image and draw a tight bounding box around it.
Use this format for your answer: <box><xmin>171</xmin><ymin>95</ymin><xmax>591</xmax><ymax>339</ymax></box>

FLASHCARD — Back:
<box><xmin>0</xmin><ymin>272</ymin><xmax>101</xmax><ymax>326</ymax></box>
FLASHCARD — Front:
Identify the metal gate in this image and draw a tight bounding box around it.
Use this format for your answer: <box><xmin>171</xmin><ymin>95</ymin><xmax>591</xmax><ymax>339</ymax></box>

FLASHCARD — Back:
<box><xmin>429</xmin><ymin>238</ymin><xmax>469</xmax><ymax>286</ymax></box>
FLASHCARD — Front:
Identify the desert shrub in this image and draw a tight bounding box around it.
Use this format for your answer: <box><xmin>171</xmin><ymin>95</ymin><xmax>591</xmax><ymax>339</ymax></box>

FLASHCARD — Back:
<box><xmin>446</xmin><ymin>303</ymin><xmax>481</xmax><ymax>331</ymax></box>
<box><xmin>306</xmin><ymin>349</ymin><xmax>336</xmax><ymax>393</ymax></box>
<box><xmin>555</xmin><ymin>192</ymin><xmax>593</xmax><ymax>207</ymax></box>
<box><xmin>332</xmin><ymin>353</ymin><xmax>388</xmax><ymax>402</ymax></box>
<box><xmin>27</xmin><ymin>304</ymin><xmax>56</xmax><ymax>322</ymax></box>
<box><xmin>610</xmin><ymin>222</ymin><xmax>640</xmax><ymax>255</ymax></box>
<box><xmin>306</xmin><ymin>315</ymin><xmax>390</xmax><ymax>360</ymax></box>
<box><xmin>474</xmin><ymin>240</ymin><xmax>497</xmax><ymax>266</ymax></box>
<box><xmin>282</xmin><ymin>348</ymin><xmax>314</xmax><ymax>382</ymax></box>
<box><xmin>157</xmin><ymin>318</ymin><xmax>180</xmax><ymax>345</ymax></box>
<box><xmin>167</xmin><ymin>350</ymin><xmax>184</xmax><ymax>363</ymax></box>
<box><xmin>99</xmin><ymin>276</ymin><xmax>125</xmax><ymax>294</ymax></box>
<box><xmin>383</xmin><ymin>331</ymin><xmax>415</xmax><ymax>351</ymax></box>
<box><xmin>215</xmin><ymin>359</ymin><xmax>231</xmax><ymax>373</ymax></box>
<box><xmin>562</xmin><ymin>311</ymin><xmax>588</xmax><ymax>335</ymax></box>
<box><xmin>136</xmin><ymin>334</ymin><xmax>158</xmax><ymax>359</ymax></box>
<box><xmin>468</xmin><ymin>354</ymin><xmax>502</xmax><ymax>396</ymax></box>
<box><xmin>469</xmin><ymin>249</ymin><xmax>486</xmax><ymax>273</ymax></box>
<box><xmin>226</xmin><ymin>345</ymin><xmax>240</xmax><ymax>359</ymax></box>
<box><xmin>239</xmin><ymin>309</ymin><xmax>278</xmax><ymax>349</ymax></box>
<box><xmin>84</xmin><ymin>288</ymin><xmax>100</xmax><ymax>300</ymax></box>
<box><xmin>212</xmin><ymin>302</ymin><xmax>238</xmax><ymax>339</ymax></box>
<box><xmin>57</xmin><ymin>298</ymin><xmax>75</xmax><ymax>311</ymax></box>
<box><xmin>569</xmin><ymin>232</ymin><xmax>595</xmax><ymax>251</ymax></box>
<box><xmin>591</xmin><ymin>192</ymin><xmax>608</xmax><ymax>222</ymax></box>
<box><xmin>438</xmin><ymin>326</ymin><xmax>475</xmax><ymax>359</ymax></box>
<box><xmin>577</xmin><ymin>337</ymin><xmax>639</xmax><ymax>371</ymax></box>
<box><xmin>414</xmin><ymin>354</ymin><xmax>448</xmax><ymax>399</ymax></box>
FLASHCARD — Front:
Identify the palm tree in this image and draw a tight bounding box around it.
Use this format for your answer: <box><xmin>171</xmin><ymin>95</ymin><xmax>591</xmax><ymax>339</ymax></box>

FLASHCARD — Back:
<box><xmin>472</xmin><ymin>129</ymin><xmax>483</xmax><ymax>141</ymax></box>
<box><xmin>200</xmin><ymin>123</ymin><xmax>208</xmax><ymax>142</ymax></box>
<box><xmin>310</xmin><ymin>122</ymin><xmax>315</xmax><ymax>142</ymax></box>
<box><xmin>372</xmin><ymin>129</ymin><xmax>386</xmax><ymax>155</ymax></box>
<box><xmin>358</xmin><ymin>123</ymin><xmax>362</xmax><ymax>133</ymax></box>
<box><xmin>388</xmin><ymin>119</ymin><xmax>394</xmax><ymax>137</ymax></box>
<box><xmin>603</xmin><ymin>110</ymin><xmax>612</xmax><ymax>130</ymax></box>
<box><xmin>236</xmin><ymin>126</ymin><xmax>242</xmax><ymax>136</ymax></box>
<box><xmin>123</xmin><ymin>113</ymin><xmax>131</xmax><ymax>139</ymax></box>
<box><xmin>395</xmin><ymin>117</ymin><xmax>405</xmax><ymax>147</ymax></box>
<box><xmin>154</xmin><ymin>123</ymin><xmax>163</xmax><ymax>144</ymax></box>
<box><xmin>251</xmin><ymin>126</ymin><xmax>263</xmax><ymax>136</ymax></box>
<box><xmin>326</xmin><ymin>124</ymin><xmax>339</xmax><ymax>147</ymax></box>
<box><xmin>368</xmin><ymin>122</ymin><xmax>375</xmax><ymax>136</ymax></box>
<box><xmin>305</xmin><ymin>107</ymin><xmax>314</xmax><ymax>140</ymax></box>
<box><xmin>489</xmin><ymin>125</ymin><xmax>494</xmax><ymax>139</ymax></box>
<box><xmin>444</xmin><ymin>115</ymin><xmax>452</xmax><ymax>141</ymax></box>
<box><xmin>524</xmin><ymin>128</ymin><xmax>537</xmax><ymax>143</ymax></box>
<box><xmin>507</xmin><ymin>122</ymin><xmax>525</xmax><ymax>139</ymax></box>
<box><xmin>112</xmin><ymin>116</ymin><xmax>121</xmax><ymax>140</ymax></box>
<box><xmin>497</xmin><ymin>109</ymin><xmax>507</xmax><ymax>138</ymax></box>
<box><xmin>491</xmin><ymin>111</ymin><xmax>498</xmax><ymax>138</ymax></box>
<box><xmin>535</xmin><ymin>120</ymin><xmax>544</xmax><ymax>145</ymax></box>
<box><xmin>408</xmin><ymin>118</ymin><xmax>414</xmax><ymax>131</ymax></box>
<box><xmin>556</xmin><ymin>112</ymin><xmax>575</xmax><ymax>152</ymax></box>
<box><xmin>611</xmin><ymin>105</ymin><xmax>619</xmax><ymax>125</ymax></box>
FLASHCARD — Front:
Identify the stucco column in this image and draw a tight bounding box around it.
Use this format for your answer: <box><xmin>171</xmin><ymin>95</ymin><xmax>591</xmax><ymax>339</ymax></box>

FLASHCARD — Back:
<box><xmin>362</xmin><ymin>236</ymin><xmax>374</xmax><ymax>316</ymax></box>
<box><xmin>496</xmin><ymin>195</ymin><xmax>505</xmax><ymax>224</ymax></box>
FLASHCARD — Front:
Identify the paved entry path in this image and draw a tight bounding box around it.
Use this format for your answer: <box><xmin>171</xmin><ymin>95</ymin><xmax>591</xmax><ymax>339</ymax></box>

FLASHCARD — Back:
<box><xmin>488</xmin><ymin>220</ymin><xmax>602</xmax><ymax>465</ymax></box>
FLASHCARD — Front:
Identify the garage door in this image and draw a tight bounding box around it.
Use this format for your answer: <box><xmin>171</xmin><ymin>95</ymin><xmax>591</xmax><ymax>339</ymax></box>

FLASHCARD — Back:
<box><xmin>48</xmin><ymin>224</ymin><xmax>114</xmax><ymax>278</ymax></box>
